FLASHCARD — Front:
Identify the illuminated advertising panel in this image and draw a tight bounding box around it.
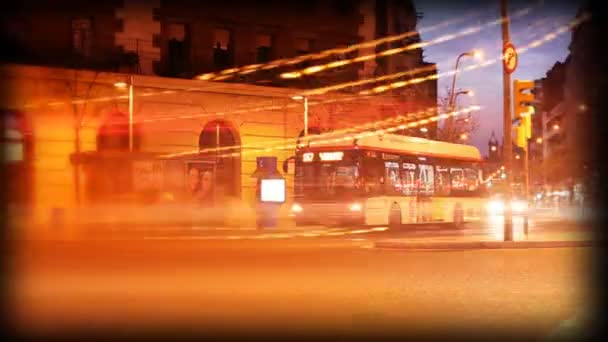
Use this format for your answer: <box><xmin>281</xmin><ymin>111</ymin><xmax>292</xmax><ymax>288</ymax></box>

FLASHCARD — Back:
<box><xmin>260</xmin><ymin>179</ymin><xmax>286</xmax><ymax>203</ymax></box>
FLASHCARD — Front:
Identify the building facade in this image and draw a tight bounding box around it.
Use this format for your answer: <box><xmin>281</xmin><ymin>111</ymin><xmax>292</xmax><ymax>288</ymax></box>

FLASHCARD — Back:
<box><xmin>1</xmin><ymin>0</ymin><xmax>437</xmax><ymax>132</ymax></box>
<box><xmin>2</xmin><ymin>63</ymin><xmax>422</xmax><ymax>231</ymax></box>
<box><xmin>1</xmin><ymin>0</ymin><xmax>442</xmax><ymax>232</ymax></box>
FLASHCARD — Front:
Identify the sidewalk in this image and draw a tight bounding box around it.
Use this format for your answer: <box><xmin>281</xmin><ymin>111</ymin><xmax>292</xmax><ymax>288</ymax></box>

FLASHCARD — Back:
<box><xmin>529</xmin><ymin>205</ymin><xmax>597</xmax><ymax>223</ymax></box>
<box><xmin>374</xmin><ymin>228</ymin><xmax>597</xmax><ymax>250</ymax></box>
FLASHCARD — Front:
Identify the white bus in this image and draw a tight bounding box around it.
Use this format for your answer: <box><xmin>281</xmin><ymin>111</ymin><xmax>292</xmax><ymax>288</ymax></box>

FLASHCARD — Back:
<box><xmin>290</xmin><ymin>133</ymin><xmax>487</xmax><ymax>228</ymax></box>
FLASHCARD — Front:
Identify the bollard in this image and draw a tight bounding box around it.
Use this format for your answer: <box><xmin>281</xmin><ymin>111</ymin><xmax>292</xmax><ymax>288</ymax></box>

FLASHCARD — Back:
<box><xmin>523</xmin><ymin>213</ymin><xmax>529</xmax><ymax>239</ymax></box>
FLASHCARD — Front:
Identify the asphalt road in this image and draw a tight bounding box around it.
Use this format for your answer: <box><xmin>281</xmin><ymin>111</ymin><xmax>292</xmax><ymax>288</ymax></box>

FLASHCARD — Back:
<box><xmin>6</xmin><ymin>217</ymin><xmax>596</xmax><ymax>340</ymax></box>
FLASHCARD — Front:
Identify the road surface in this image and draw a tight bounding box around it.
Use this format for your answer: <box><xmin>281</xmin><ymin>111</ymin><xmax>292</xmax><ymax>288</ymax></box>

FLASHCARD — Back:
<box><xmin>6</xmin><ymin>216</ymin><xmax>597</xmax><ymax>340</ymax></box>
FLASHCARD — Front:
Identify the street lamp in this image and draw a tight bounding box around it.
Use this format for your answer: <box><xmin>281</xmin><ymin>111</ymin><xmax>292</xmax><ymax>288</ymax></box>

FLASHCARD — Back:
<box><xmin>445</xmin><ymin>50</ymin><xmax>481</xmax><ymax>137</ymax></box>
<box><xmin>459</xmin><ymin>133</ymin><xmax>468</xmax><ymax>141</ymax></box>
<box><xmin>553</xmin><ymin>123</ymin><xmax>560</xmax><ymax>131</ymax></box>
<box><xmin>114</xmin><ymin>75</ymin><xmax>134</xmax><ymax>151</ymax></box>
<box><xmin>536</xmin><ymin>137</ymin><xmax>543</xmax><ymax>144</ymax></box>
<box><xmin>291</xmin><ymin>95</ymin><xmax>308</xmax><ymax>136</ymax></box>
<box><xmin>454</xmin><ymin>90</ymin><xmax>474</xmax><ymax>103</ymax></box>
<box><xmin>448</xmin><ymin>50</ymin><xmax>482</xmax><ymax>110</ymax></box>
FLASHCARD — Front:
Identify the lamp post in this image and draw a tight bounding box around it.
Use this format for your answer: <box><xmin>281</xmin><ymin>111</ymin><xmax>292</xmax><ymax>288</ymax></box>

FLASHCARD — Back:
<box><xmin>292</xmin><ymin>95</ymin><xmax>308</xmax><ymax>136</ymax></box>
<box><xmin>445</xmin><ymin>50</ymin><xmax>481</xmax><ymax>140</ymax></box>
<box><xmin>114</xmin><ymin>75</ymin><xmax>135</xmax><ymax>151</ymax></box>
<box><xmin>448</xmin><ymin>51</ymin><xmax>482</xmax><ymax>110</ymax></box>
<box><xmin>452</xmin><ymin>90</ymin><xmax>474</xmax><ymax>142</ymax></box>
<box><xmin>454</xmin><ymin>90</ymin><xmax>474</xmax><ymax>104</ymax></box>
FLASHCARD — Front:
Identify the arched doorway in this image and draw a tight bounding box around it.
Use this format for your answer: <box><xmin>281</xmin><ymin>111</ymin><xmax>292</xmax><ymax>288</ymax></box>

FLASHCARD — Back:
<box><xmin>96</xmin><ymin>111</ymin><xmax>141</xmax><ymax>151</ymax></box>
<box><xmin>84</xmin><ymin>111</ymin><xmax>142</xmax><ymax>202</ymax></box>
<box><xmin>198</xmin><ymin>120</ymin><xmax>241</xmax><ymax>198</ymax></box>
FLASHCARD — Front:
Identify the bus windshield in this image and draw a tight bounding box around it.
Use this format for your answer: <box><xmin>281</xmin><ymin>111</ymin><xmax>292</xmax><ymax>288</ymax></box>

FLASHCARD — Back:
<box><xmin>297</xmin><ymin>161</ymin><xmax>362</xmax><ymax>200</ymax></box>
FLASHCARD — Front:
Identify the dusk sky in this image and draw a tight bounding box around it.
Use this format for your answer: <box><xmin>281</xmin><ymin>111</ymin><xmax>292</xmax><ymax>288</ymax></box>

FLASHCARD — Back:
<box><xmin>414</xmin><ymin>0</ymin><xmax>581</xmax><ymax>154</ymax></box>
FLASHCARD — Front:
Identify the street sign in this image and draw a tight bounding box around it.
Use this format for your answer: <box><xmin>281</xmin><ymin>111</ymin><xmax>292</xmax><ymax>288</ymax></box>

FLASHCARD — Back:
<box><xmin>503</xmin><ymin>43</ymin><xmax>518</xmax><ymax>74</ymax></box>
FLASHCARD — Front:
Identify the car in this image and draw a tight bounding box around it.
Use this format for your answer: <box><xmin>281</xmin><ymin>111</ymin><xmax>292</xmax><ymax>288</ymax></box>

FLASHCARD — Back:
<box><xmin>485</xmin><ymin>193</ymin><xmax>529</xmax><ymax>216</ymax></box>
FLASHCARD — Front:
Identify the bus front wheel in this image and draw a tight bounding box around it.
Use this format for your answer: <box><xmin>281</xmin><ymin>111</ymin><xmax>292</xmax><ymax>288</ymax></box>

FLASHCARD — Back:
<box><xmin>389</xmin><ymin>203</ymin><xmax>402</xmax><ymax>229</ymax></box>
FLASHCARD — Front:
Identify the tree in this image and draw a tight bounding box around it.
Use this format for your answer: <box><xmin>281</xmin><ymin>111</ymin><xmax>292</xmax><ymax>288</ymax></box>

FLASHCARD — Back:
<box><xmin>435</xmin><ymin>85</ymin><xmax>480</xmax><ymax>143</ymax></box>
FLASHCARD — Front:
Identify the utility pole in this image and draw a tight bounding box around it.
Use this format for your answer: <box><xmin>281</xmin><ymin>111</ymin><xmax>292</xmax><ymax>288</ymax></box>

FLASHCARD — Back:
<box><xmin>501</xmin><ymin>0</ymin><xmax>514</xmax><ymax>241</ymax></box>
<box><xmin>524</xmin><ymin>138</ymin><xmax>529</xmax><ymax>237</ymax></box>
<box><xmin>128</xmin><ymin>74</ymin><xmax>134</xmax><ymax>152</ymax></box>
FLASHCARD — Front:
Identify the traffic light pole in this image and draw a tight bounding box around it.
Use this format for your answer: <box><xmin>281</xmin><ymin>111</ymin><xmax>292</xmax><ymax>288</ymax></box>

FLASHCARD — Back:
<box><xmin>501</xmin><ymin>0</ymin><xmax>514</xmax><ymax>241</ymax></box>
<box><xmin>523</xmin><ymin>139</ymin><xmax>529</xmax><ymax>237</ymax></box>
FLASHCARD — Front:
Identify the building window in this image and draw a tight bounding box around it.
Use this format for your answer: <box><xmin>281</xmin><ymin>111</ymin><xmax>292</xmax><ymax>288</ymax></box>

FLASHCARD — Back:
<box><xmin>213</xmin><ymin>28</ymin><xmax>232</xmax><ymax>70</ymax></box>
<box><xmin>295</xmin><ymin>38</ymin><xmax>312</xmax><ymax>55</ymax></box>
<box><xmin>255</xmin><ymin>33</ymin><xmax>272</xmax><ymax>63</ymax></box>
<box><xmin>72</xmin><ymin>17</ymin><xmax>93</xmax><ymax>57</ymax></box>
<box><xmin>167</xmin><ymin>22</ymin><xmax>190</xmax><ymax>76</ymax></box>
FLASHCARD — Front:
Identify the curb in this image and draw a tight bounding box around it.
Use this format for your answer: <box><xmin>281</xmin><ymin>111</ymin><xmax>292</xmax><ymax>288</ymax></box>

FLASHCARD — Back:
<box><xmin>374</xmin><ymin>239</ymin><xmax>596</xmax><ymax>250</ymax></box>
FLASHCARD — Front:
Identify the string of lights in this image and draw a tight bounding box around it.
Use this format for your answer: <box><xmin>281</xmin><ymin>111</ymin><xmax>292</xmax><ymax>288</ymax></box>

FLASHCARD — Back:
<box><xmin>162</xmin><ymin>105</ymin><xmax>481</xmax><ymax>159</ymax></box>
<box><xmin>193</xmin><ymin>8</ymin><xmax>491</xmax><ymax>81</ymax></box>
<box><xmin>356</xmin><ymin>14</ymin><xmax>590</xmax><ymax>96</ymax></box>
<box><xmin>280</xmin><ymin>5</ymin><xmax>535</xmax><ymax>79</ymax></box>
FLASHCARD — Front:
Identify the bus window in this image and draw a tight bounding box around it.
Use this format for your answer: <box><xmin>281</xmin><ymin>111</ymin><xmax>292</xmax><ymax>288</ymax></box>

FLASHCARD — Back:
<box><xmin>401</xmin><ymin>162</ymin><xmax>417</xmax><ymax>196</ymax></box>
<box><xmin>319</xmin><ymin>164</ymin><xmax>358</xmax><ymax>197</ymax></box>
<box><xmin>418</xmin><ymin>164</ymin><xmax>434</xmax><ymax>196</ymax></box>
<box><xmin>450</xmin><ymin>167</ymin><xmax>465</xmax><ymax>191</ymax></box>
<box><xmin>384</xmin><ymin>161</ymin><xmax>401</xmax><ymax>195</ymax></box>
<box><xmin>464</xmin><ymin>167</ymin><xmax>480</xmax><ymax>193</ymax></box>
<box><xmin>361</xmin><ymin>156</ymin><xmax>384</xmax><ymax>196</ymax></box>
<box><xmin>435</xmin><ymin>166</ymin><xmax>450</xmax><ymax>196</ymax></box>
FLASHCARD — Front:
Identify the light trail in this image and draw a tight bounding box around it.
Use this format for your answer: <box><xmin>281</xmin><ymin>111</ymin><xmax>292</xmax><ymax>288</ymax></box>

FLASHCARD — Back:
<box><xmin>281</xmin><ymin>5</ymin><xmax>535</xmax><ymax>79</ymax></box>
<box><xmin>162</xmin><ymin>105</ymin><xmax>481</xmax><ymax>159</ymax></box>
<box><xmin>194</xmin><ymin>8</ymin><xmax>490</xmax><ymax>81</ymax></box>
<box><xmin>355</xmin><ymin>14</ymin><xmax>590</xmax><ymax>96</ymax></box>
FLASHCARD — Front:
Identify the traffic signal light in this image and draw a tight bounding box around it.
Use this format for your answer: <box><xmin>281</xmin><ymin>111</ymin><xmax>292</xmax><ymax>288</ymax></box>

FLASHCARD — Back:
<box><xmin>513</xmin><ymin>80</ymin><xmax>535</xmax><ymax>148</ymax></box>
<box><xmin>515</xmin><ymin>123</ymin><xmax>527</xmax><ymax>149</ymax></box>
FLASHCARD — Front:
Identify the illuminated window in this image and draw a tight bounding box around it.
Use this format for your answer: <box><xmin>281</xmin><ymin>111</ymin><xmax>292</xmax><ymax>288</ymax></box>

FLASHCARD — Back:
<box><xmin>401</xmin><ymin>163</ymin><xmax>417</xmax><ymax>196</ymax></box>
<box><xmin>450</xmin><ymin>167</ymin><xmax>465</xmax><ymax>191</ymax></box>
<box><xmin>464</xmin><ymin>168</ymin><xmax>480</xmax><ymax>193</ymax></box>
<box><xmin>417</xmin><ymin>164</ymin><xmax>435</xmax><ymax>196</ymax></box>
<box><xmin>435</xmin><ymin>166</ymin><xmax>450</xmax><ymax>196</ymax></box>
<box><xmin>384</xmin><ymin>161</ymin><xmax>401</xmax><ymax>195</ymax></box>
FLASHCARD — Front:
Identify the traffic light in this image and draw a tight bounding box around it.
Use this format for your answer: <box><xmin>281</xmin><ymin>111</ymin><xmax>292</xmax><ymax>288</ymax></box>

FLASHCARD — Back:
<box><xmin>513</xmin><ymin>80</ymin><xmax>535</xmax><ymax>148</ymax></box>
<box><xmin>515</xmin><ymin>123</ymin><xmax>527</xmax><ymax>149</ymax></box>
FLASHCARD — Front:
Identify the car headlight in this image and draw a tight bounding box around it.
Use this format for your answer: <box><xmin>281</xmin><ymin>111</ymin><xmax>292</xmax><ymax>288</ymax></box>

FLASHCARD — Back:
<box><xmin>291</xmin><ymin>203</ymin><xmax>303</xmax><ymax>213</ymax></box>
<box><xmin>486</xmin><ymin>200</ymin><xmax>504</xmax><ymax>214</ymax></box>
<box><xmin>349</xmin><ymin>202</ymin><xmax>362</xmax><ymax>212</ymax></box>
<box><xmin>512</xmin><ymin>200</ymin><xmax>528</xmax><ymax>213</ymax></box>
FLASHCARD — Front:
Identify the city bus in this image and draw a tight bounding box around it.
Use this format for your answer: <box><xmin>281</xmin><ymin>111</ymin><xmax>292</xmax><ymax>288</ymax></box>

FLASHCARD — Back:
<box><xmin>289</xmin><ymin>133</ymin><xmax>487</xmax><ymax>228</ymax></box>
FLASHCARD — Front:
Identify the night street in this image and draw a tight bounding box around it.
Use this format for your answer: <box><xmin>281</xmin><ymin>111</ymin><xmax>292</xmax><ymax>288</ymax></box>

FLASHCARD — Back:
<box><xmin>2</xmin><ymin>0</ymin><xmax>604</xmax><ymax>340</ymax></box>
<box><xmin>7</xmin><ymin>215</ymin><xmax>596</xmax><ymax>339</ymax></box>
